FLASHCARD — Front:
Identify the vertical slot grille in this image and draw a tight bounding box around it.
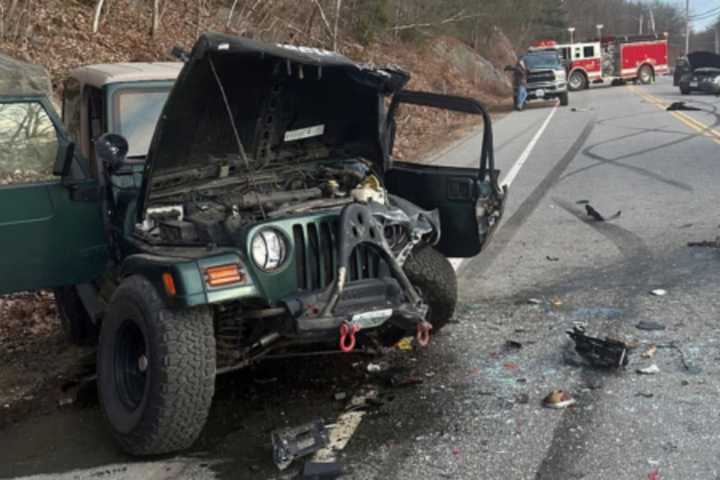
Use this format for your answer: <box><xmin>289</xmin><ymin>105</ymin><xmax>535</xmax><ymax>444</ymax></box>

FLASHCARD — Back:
<box><xmin>293</xmin><ymin>219</ymin><xmax>384</xmax><ymax>292</ymax></box>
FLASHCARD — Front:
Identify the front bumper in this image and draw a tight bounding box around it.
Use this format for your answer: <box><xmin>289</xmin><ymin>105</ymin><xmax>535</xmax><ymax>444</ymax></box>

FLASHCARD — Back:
<box><xmin>528</xmin><ymin>81</ymin><xmax>567</xmax><ymax>98</ymax></box>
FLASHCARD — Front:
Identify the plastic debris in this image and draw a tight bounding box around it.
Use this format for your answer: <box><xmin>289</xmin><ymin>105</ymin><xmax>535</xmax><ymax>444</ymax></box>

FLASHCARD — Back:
<box><xmin>301</xmin><ymin>460</ymin><xmax>344</xmax><ymax>479</ymax></box>
<box><xmin>528</xmin><ymin>298</ymin><xmax>543</xmax><ymax>305</ymax></box>
<box><xmin>546</xmin><ymin>256</ymin><xmax>560</xmax><ymax>262</ymax></box>
<box><xmin>641</xmin><ymin>345</ymin><xmax>657</xmax><ymax>359</ymax></box>
<box><xmin>635</xmin><ymin>392</ymin><xmax>654</xmax><ymax>398</ymax></box>
<box><xmin>505</xmin><ymin>340</ymin><xmax>523</xmax><ymax>351</ymax></box>
<box><xmin>637</xmin><ymin>364</ymin><xmax>660</xmax><ymax>375</ymax></box>
<box><xmin>650</xmin><ymin>289</ymin><xmax>667</xmax><ymax>297</ymax></box>
<box><xmin>366</xmin><ymin>363</ymin><xmax>383</xmax><ymax>373</ymax></box>
<box><xmin>566</xmin><ymin>325</ymin><xmax>628</xmax><ymax>368</ymax></box>
<box><xmin>636</xmin><ymin>321</ymin><xmax>666</xmax><ymax>331</ymax></box>
<box><xmin>271</xmin><ymin>418</ymin><xmax>329</xmax><ymax>470</ymax></box>
<box><xmin>585</xmin><ymin>204</ymin><xmax>621</xmax><ymax>222</ymax></box>
<box><xmin>396</xmin><ymin>337</ymin><xmax>414</xmax><ymax>351</ymax></box>
<box><xmin>667</xmin><ymin>101</ymin><xmax>701</xmax><ymax>111</ymax></box>
<box><xmin>542</xmin><ymin>390</ymin><xmax>576</xmax><ymax>409</ymax></box>
<box><xmin>550</xmin><ymin>298</ymin><xmax>563</xmax><ymax>307</ymax></box>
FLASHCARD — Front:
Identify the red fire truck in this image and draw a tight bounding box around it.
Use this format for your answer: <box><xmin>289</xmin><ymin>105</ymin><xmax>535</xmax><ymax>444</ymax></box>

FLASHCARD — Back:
<box><xmin>530</xmin><ymin>34</ymin><xmax>669</xmax><ymax>91</ymax></box>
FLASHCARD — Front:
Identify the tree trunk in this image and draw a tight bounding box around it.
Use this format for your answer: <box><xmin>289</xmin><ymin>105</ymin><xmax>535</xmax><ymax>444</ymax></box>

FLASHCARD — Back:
<box><xmin>92</xmin><ymin>0</ymin><xmax>105</xmax><ymax>34</ymax></box>
<box><xmin>332</xmin><ymin>0</ymin><xmax>342</xmax><ymax>51</ymax></box>
<box><xmin>151</xmin><ymin>0</ymin><xmax>160</xmax><ymax>37</ymax></box>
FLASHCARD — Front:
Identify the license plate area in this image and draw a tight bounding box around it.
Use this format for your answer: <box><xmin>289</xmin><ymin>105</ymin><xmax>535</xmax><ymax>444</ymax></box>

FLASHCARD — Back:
<box><xmin>535</xmin><ymin>89</ymin><xmax>545</xmax><ymax>98</ymax></box>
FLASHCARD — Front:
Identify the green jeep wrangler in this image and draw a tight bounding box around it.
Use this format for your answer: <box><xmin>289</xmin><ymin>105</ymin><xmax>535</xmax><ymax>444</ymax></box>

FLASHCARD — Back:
<box><xmin>0</xmin><ymin>33</ymin><xmax>505</xmax><ymax>455</ymax></box>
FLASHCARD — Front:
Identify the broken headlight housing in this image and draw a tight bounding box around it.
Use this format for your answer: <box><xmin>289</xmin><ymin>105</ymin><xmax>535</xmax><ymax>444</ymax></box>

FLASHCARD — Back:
<box><xmin>251</xmin><ymin>228</ymin><xmax>288</xmax><ymax>272</ymax></box>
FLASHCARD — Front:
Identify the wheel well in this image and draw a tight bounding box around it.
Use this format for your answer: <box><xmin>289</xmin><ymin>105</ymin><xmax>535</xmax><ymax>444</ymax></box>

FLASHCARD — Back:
<box><xmin>570</xmin><ymin>69</ymin><xmax>589</xmax><ymax>85</ymax></box>
<box><xmin>639</xmin><ymin>63</ymin><xmax>655</xmax><ymax>77</ymax></box>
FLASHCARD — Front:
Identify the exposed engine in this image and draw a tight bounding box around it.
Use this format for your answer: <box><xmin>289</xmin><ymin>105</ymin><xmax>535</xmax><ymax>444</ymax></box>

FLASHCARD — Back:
<box><xmin>135</xmin><ymin>157</ymin><xmax>438</xmax><ymax>261</ymax></box>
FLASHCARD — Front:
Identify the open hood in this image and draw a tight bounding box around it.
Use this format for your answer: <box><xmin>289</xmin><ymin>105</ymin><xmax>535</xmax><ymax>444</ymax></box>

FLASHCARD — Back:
<box><xmin>687</xmin><ymin>51</ymin><xmax>720</xmax><ymax>71</ymax></box>
<box><xmin>140</xmin><ymin>33</ymin><xmax>409</xmax><ymax>213</ymax></box>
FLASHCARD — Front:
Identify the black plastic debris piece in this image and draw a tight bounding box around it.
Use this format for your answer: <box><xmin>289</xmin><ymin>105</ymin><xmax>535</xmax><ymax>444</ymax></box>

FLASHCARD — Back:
<box><xmin>585</xmin><ymin>205</ymin><xmax>621</xmax><ymax>222</ymax></box>
<box><xmin>688</xmin><ymin>237</ymin><xmax>720</xmax><ymax>248</ymax></box>
<box><xmin>272</xmin><ymin>418</ymin><xmax>329</xmax><ymax>471</ymax></box>
<box><xmin>566</xmin><ymin>326</ymin><xmax>629</xmax><ymax>369</ymax></box>
<box><xmin>300</xmin><ymin>461</ymin><xmax>344</xmax><ymax>480</ymax></box>
<box><xmin>576</xmin><ymin>199</ymin><xmax>590</xmax><ymax>205</ymax></box>
<box><xmin>635</xmin><ymin>320</ymin><xmax>666</xmax><ymax>331</ymax></box>
<box><xmin>505</xmin><ymin>340</ymin><xmax>523</xmax><ymax>351</ymax></box>
<box><xmin>546</xmin><ymin>256</ymin><xmax>560</xmax><ymax>262</ymax></box>
<box><xmin>667</xmin><ymin>101</ymin><xmax>701</xmax><ymax>111</ymax></box>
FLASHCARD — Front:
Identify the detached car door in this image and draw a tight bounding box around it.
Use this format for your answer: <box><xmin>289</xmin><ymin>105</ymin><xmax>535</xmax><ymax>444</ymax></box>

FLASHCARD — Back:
<box><xmin>383</xmin><ymin>91</ymin><xmax>505</xmax><ymax>258</ymax></box>
<box><xmin>0</xmin><ymin>97</ymin><xmax>108</xmax><ymax>294</ymax></box>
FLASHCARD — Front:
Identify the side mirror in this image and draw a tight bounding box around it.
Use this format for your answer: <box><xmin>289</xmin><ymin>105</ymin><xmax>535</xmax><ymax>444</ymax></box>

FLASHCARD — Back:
<box><xmin>95</xmin><ymin>133</ymin><xmax>129</xmax><ymax>174</ymax></box>
<box><xmin>53</xmin><ymin>140</ymin><xmax>76</xmax><ymax>177</ymax></box>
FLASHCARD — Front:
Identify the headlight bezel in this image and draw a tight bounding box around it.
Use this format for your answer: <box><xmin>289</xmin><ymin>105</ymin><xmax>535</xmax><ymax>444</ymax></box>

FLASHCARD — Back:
<box><xmin>251</xmin><ymin>228</ymin><xmax>289</xmax><ymax>272</ymax></box>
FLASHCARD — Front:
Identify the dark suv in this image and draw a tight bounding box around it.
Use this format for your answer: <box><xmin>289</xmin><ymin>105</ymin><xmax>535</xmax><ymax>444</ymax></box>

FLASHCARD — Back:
<box><xmin>0</xmin><ymin>33</ymin><xmax>505</xmax><ymax>456</ymax></box>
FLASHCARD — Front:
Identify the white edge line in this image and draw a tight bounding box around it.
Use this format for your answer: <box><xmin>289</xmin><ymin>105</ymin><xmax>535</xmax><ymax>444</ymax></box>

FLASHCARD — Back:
<box><xmin>449</xmin><ymin>104</ymin><xmax>559</xmax><ymax>272</ymax></box>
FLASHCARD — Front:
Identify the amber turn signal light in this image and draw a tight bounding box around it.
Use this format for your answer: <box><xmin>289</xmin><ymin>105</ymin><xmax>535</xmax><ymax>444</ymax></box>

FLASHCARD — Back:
<box><xmin>205</xmin><ymin>264</ymin><xmax>245</xmax><ymax>287</ymax></box>
<box><xmin>162</xmin><ymin>272</ymin><xmax>177</xmax><ymax>296</ymax></box>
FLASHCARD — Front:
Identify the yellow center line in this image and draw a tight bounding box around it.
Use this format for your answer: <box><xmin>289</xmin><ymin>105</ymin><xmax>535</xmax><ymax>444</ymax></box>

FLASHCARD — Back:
<box><xmin>629</xmin><ymin>85</ymin><xmax>720</xmax><ymax>145</ymax></box>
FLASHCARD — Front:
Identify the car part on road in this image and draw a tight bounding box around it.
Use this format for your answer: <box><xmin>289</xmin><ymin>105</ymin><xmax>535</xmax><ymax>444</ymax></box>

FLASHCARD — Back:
<box><xmin>272</xmin><ymin>418</ymin><xmax>329</xmax><ymax>471</ymax></box>
<box><xmin>585</xmin><ymin>204</ymin><xmax>621</xmax><ymax>222</ymax></box>
<box><xmin>636</xmin><ymin>320</ymin><xmax>666</xmax><ymax>331</ymax></box>
<box><xmin>688</xmin><ymin>237</ymin><xmax>720</xmax><ymax>248</ymax></box>
<box><xmin>650</xmin><ymin>289</ymin><xmax>667</xmax><ymax>297</ymax></box>
<box><xmin>666</xmin><ymin>101</ymin><xmax>701</xmax><ymax>111</ymax></box>
<box><xmin>637</xmin><ymin>364</ymin><xmax>660</xmax><ymax>375</ymax></box>
<box><xmin>542</xmin><ymin>390</ymin><xmax>576</xmax><ymax>409</ymax></box>
<box><xmin>566</xmin><ymin>325</ymin><xmax>629</xmax><ymax>369</ymax></box>
<box><xmin>302</xmin><ymin>460</ymin><xmax>344</xmax><ymax>479</ymax></box>
<box><xmin>641</xmin><ymin>345</ymin><xmax>657</xmax><ymax>359</ymax></box>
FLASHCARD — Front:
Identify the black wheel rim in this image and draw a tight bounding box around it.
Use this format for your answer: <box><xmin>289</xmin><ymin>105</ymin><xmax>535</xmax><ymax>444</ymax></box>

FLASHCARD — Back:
<box><xmin>114</xmin><ymin>320</ymin><xmax>147</xmax><ymax>412</ymax></box>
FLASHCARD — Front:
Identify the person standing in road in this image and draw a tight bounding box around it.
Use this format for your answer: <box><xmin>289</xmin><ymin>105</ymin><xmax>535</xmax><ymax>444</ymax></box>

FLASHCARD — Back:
<box><xmin>506</xmin><ymin>59</ymin><xmax>528</xmax><ymax>111</ymax></box>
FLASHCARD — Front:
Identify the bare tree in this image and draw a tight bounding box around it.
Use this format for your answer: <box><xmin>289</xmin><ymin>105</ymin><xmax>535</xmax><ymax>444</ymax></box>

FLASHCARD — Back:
<box><xmin>92</xmin><ymin>0</ymin><xmax>107</xmax><ymax>34</ymax></box>
<box><xmin>332</xmin><ymin>0</ymin><xmax>343</xmax><ymax>51</ymax></box>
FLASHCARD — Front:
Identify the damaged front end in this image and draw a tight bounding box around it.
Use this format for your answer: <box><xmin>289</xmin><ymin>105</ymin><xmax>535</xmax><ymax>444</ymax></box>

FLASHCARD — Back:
<box><xmin>115</xmin><ymin>33</ymin><xmax>503</xmax><ymax>370</ymax></box>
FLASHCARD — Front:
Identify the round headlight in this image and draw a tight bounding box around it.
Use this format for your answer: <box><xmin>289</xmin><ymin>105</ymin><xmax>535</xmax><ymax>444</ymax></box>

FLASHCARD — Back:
<box><xmin>251</xmin><ymin>229</ymin><xmax>287</xmax><ymax>271</ymax></box>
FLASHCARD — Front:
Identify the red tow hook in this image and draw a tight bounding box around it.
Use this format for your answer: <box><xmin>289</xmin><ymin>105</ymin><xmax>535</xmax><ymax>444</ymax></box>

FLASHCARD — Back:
<box><xmin>416</xmin><ymin>321</ymin><xmax>433</xmax><ymax>347</ymax></box>
<box><xmin>339</xmin><ymin>322</ymin><xmax>359</xmax><ymax>353</ymax></box>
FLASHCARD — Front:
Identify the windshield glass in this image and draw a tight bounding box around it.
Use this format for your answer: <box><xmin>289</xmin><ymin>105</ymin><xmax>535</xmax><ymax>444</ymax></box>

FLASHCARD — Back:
<box><xmin>523</xmin><ymin>53</ymin><xmax>561</xmax><ymax>70</ymax></box>
<box><xmin>113</xmin><ymin>87</ymin><xmax>170</xmax><ymax>158</ymax></box>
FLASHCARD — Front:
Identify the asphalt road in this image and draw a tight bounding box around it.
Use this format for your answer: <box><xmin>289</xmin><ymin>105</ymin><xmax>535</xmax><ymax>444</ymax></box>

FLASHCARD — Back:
<box><xmin>3</xmin><ymin>77</ymin><xmax>720</xmax><ymax>480</ymax></box>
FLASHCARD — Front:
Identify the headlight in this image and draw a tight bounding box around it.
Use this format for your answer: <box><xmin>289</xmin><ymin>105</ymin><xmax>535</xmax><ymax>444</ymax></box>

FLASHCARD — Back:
<box><xmin>714</xmin><ymin>76</ymin><xmax>720</xmax><ymax>85</ymax></box>
<box><xmin>251</xmin><ymin>229</ymin><xmax>288</xmax><ymax>271</ymax></box>
<box><xmin>555</xmin><ymin>69</ymin><xmax>566</xmax><ymax>80</ymax></box>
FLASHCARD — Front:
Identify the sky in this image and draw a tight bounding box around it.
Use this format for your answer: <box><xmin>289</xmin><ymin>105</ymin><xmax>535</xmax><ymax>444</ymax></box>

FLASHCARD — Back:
<box><xmin>643</xmin><ymin>0</ymin><xmax>720</xmax><ymax>31</ymax></box>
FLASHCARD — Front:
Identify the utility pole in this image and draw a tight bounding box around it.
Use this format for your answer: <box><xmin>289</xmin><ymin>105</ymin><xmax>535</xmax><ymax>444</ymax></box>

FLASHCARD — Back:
<box><xmin>685</xmin><ymin>0</ymin><xmax>691</xmax><ymax>54</ymax></box>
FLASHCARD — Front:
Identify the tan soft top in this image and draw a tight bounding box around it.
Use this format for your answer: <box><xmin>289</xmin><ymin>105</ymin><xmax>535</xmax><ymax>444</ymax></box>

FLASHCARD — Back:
<box><xmin>69</xmin><ymin>62</ymin><xmax>182</xmax><ymax>87</ymax></box>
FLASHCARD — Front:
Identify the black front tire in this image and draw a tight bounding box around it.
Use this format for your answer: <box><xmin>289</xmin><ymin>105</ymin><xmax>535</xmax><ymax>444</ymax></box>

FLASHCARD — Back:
<box><xmin>55</xmin><ymin>286</ymin><xmax>98</xmax><ymax>345</ymax></box>
<box><xmin>639</xmin><ymin>65</ymin><xmax>653</xmax><ymax>85</ymax></box>
<box><xmin>97</xmin><ymin>275</ymin><xmax>216</xmax><ymax>456</ymax></box>
<box><xmin>404</xmin><ymin>247</ymin><xmax>458</xmax><ymax>332</ymax></box>
<box><xmin>568</xmin><ymin>71</ymin><xmax>587</xmax><ymax>91</ymax></box>
<box><xmin>559</xmin><ymin>92</ymin><xmax>569</xmax><ymax>106</ymax></box>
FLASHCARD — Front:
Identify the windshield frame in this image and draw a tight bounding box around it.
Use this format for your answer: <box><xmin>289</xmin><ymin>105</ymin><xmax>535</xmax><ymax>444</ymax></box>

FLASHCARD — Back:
<box><xmin>522</xmin><ymin>52</ymin><xmax>562</xmax><ymax>70</ymax></box>
<box><xmin>107</xmin><ymin>80</ymin><xmax>174</xmax><ymax>160</ymax></box>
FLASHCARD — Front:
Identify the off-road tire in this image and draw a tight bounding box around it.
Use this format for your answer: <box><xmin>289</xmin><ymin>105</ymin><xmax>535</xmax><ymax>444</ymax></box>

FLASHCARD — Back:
<box><xmin>97</xmin><ymin>275</ymin><xmax>216</xmax><ymax>456</ymax></box>
<box><xmin>559</xmin><ymin>92</ymin><xmax>569</xmax><ymax>106</ymax></box>
<box><xmin>568</xmin><ymin>71</ymin><xmax>587</xmax><ymax>91</ymax></box>
<box><xmin>54</xmin><ymin>286</ymin><xmax>98</xmax><ymax>345</ymax></box>
<box><xmin>404</xmin><ymin>247</ymin><xmax>458</xmax><ymax>332</ymax></box>
<box><xmin>639</xmin><ymin>65</ymin><xmax>653</xmax><ymax>85</ymax></box>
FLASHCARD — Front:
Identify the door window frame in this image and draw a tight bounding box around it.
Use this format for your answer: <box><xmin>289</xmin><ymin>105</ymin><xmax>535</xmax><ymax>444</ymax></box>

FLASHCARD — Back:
<box><xmin>0</xmin><ymin>95</ymin><xmax>67</xmax><ymax>188</ymax></box>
